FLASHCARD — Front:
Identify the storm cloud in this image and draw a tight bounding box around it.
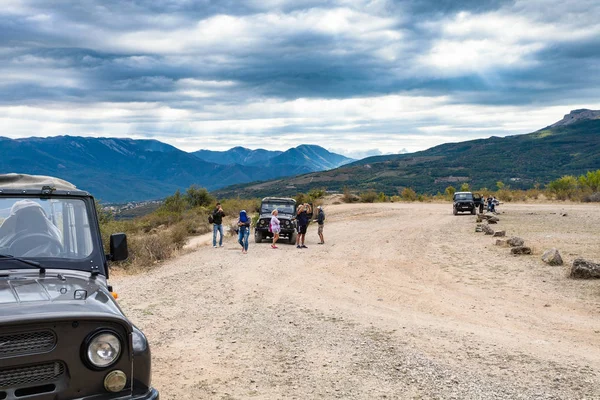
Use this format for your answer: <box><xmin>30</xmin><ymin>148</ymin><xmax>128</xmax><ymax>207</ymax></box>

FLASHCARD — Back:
<box><xmin>1</xmin><ymin>0</ymin><xmax>599</xmax><ymax>155</ymax></box>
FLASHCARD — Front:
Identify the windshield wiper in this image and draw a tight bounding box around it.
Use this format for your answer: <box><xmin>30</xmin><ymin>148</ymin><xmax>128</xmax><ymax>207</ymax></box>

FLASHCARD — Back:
<box><xmin>0</xmin><ymin>254</ymin><xmax>46</xmax><ymax>274</ymax></box>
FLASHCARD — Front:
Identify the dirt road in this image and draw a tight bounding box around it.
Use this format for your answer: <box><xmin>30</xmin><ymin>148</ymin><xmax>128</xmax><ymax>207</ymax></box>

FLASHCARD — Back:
<box><xmin>113</xmin><ymin>202</ymin><xmax>600</xmax><ymax>399</ymax></box>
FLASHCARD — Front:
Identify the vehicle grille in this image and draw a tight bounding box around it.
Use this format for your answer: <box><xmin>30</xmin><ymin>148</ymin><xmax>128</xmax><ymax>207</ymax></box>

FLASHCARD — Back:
<box><xmin>0</xmin><ymin>361</ymin><xmax>65</xmax><ymax>389</ymax></box>
<box><xmin>0</xmin><ymin>331</ymin><xmax>56</xmax><ymax>358</ymax></box>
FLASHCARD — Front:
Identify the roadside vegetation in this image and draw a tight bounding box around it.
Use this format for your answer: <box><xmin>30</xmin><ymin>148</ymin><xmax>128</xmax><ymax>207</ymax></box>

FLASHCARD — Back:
<box><xmin>99</xmin><ymin>170</ymin><xmax>600</xmax><ymax>272</ymax></box>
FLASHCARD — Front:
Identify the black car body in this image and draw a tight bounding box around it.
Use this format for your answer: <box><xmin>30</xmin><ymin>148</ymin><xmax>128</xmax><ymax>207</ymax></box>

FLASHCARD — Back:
<box><xmin>453</xmin><ymin>191</ymin><xmax>476</xmax><ymax>215</ymax></box>
<box><xmin>254</xmin><ymin>197</ymin><xmax>297</xmax><ymax>244</ymax></box>
<box><xmin>0</xmin><ymin>174</ymin><xmax>158</xmax><ymax>400</ymax></box>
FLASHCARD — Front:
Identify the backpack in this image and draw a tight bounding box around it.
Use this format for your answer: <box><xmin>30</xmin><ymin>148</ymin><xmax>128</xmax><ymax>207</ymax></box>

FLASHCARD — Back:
<box><xmin>208</xmin><ymin>214</ymin><xmax>214</xmax><ymax>224</ymax></box>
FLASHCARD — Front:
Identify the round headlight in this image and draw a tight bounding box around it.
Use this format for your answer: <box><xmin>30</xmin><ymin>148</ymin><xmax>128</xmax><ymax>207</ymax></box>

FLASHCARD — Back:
<box><xmin>87</xmin><ymin>332</ymin><xmax>122</xmax><ymax>368</ymax></box>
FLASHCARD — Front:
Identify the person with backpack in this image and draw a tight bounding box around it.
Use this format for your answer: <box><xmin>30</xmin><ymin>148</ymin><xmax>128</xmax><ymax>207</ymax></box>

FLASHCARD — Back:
<box><xmin>211</xmin><ymin>202</ymin><xmax>225</xmax><ymax>248</ymax></box>
<box><xmin>316</xmin><ymin>205</ymin><xmax>325</xmax><ymax>244</ymax></box>
<box><xmin>270</xmin><ymin>209</ymin><xmax>280</xmax><ymax>249</ymax></box>
<box><xmin>295</xmin><ymin>203</ymin><xmax>311</xmax><ymax>249</ymax></box>
<box><xmin>237</xmin><ymin>209</ymin><xmax>250</xmax><ymax>254</ymax></box>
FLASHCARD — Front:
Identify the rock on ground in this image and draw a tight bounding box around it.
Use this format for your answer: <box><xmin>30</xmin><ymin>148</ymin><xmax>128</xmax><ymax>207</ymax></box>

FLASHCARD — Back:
<box><xmin>570</xmin><ymin>258</ymin><xmax>600</xmax><ymax>279</ymax></box>
<box><xmin>507</xmin><ymin>237</ymin><xmax>525</xmax><ymax>247</ymax></box>
<box><xmin>482</xmin><ymin>224</ymin><xmax>494</xmax><ymax>235</ymax></box>
<box><xmin>541</xmin><ymin>248</ymin><xmax>563</xmax><ymax>266</ymax></box>
<box><xmin>511</xmin><ymin>246</ymin><xmax>532</xmax><ymax>255</ymax></box>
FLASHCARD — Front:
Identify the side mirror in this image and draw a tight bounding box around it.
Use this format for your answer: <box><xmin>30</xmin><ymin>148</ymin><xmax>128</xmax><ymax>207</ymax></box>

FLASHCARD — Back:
<box><xmin>109</xmin><ymin>233</ymin><xmax>128</xmax><ymax>262</ymax></box>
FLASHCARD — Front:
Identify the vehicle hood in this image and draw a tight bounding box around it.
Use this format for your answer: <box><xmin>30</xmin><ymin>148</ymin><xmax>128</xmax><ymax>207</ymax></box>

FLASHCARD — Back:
<box><xmin>0</xmin><ymin>270</ymin><xmax>125</xmax><ymax>324</ymax></box>
<box><xmin>259</xmin><ymin>213</ymin><xmax>294</xmax><ymax>220</ymax></box>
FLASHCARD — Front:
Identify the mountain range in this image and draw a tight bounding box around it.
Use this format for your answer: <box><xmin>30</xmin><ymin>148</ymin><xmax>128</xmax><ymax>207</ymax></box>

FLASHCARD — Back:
<box><xmin>214</xmin><ymin>109</ymin><xmax>600</xmax><ymax>198</ymax></box>
<box><xmin>0</xmin><ymin>137</ymin><xmax>352</xmax><ymax>202</ymax></box>
<box><xmin>192</xmin><ymin>145</ymin><xmax>354</xmax><ymax>176</ymax></box>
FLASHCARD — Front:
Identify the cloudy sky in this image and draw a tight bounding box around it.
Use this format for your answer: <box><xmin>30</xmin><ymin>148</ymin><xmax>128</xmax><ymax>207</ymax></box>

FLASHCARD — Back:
<box><xmin>1</xmin><ymin>0</ymin><xmax>599</xmax><ymax>159</ymax></box>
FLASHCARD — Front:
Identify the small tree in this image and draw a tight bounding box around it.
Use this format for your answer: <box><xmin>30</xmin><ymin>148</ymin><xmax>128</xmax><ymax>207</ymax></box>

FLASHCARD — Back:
<box><xmin>377</xmin><ymin>192</ymin><xmax>387</xmax><ymax>202</ymax></box>
<box><xmin>185</xmin><ymin>185</ymin><xmax>214</xmax><ymax>208</ymax></box>
<box><xmin>496</xmin><ymin>181</ymin><xmax>505</xmax><ymax>190</ymax></box>
<box><xmin>547</xmin><ymin>175</ymin><xmax>578</xmax><ymax>200</ymax></box>
<box><xmin>161</xmin><ymin>190</ymin><xmax>187</xmax><ymax>214</ymax></box>
<box><xmin>578</xmin><ymin>170</ymin><xmax>600</xmax><ymax>192</ymax></box>
<box><xmin>460</xmin><ymin>182</ymin><xmax>470</xmax><ymax>192</ymax></box>
<box><xmin>445</xmin><ymin>186</ymin><xmax>456</xmax><ymax>199</ymax></box>
<box><xmin>401</xmin><ymin>187</ymin><xmax>417</xmax><ymax>201</ymax></box>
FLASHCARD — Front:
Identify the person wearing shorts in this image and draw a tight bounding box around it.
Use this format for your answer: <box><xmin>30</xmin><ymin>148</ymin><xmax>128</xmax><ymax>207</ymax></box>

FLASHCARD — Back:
<box><xmin>295</xmin><ymin>203</ymin><xmax>311</xmax><ymax>249</ymax></box>
<box><xmin>316</xmin><ymin>205</ymin><xmax>325</xmax><ymax>244</ymax></box>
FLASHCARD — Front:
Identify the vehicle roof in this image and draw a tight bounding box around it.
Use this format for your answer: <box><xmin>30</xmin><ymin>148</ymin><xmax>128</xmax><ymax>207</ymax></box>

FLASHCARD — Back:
<box><xmin>454</xmin><ymin>191</ymin><xmax>473</xmax><ymax>195</ymax></box>
<box><xmin>261</xmin><ymin>197</ymin><xmax>296</xmax><ymax>203</ymax></box>
<box><xmin>0</xmin><ymin>173</ymin><xmax>90</xmax><ymax>196</ymax></box>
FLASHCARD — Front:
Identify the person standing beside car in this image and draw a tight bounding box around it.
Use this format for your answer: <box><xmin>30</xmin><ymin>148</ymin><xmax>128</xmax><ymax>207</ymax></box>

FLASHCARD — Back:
<box><xmin>316</xmin><ymin>205</ymin><xmax>325</xmax><ymax>244</ymax></box>
<box><xmin>295</xmin><ymin>203</ymin><xmax>311</xmax><ymax>249</ymax></box>
<box><xmin>237</xmin><ymin>209</ymin><xmax>250</xmax><ymax>254</ymax></box>
<box><xmin>270</xmin><ymin>209</ymin><xmax>280</xmax><ymax>249</ymax></box>
<box><xmin>212</xmin><ymin>202</ymin><xmax>225</xmax><ymax>248</ymax></box>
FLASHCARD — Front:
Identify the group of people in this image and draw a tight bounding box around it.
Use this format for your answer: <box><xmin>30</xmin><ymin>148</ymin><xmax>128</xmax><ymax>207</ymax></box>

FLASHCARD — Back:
<box><xmin>210</xmin><ymin>202</ymin><xmax>325</xmax><ymax>254</ymax></box>
<box><xmin>486</xmin><ymin>196</ymin><xmax>500</xmax><ymax>213</ymax></box>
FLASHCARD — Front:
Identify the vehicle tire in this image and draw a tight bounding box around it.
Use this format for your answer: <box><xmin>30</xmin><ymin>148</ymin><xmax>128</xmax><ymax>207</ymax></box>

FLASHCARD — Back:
<box><xmin>255</xmin><ymin>231</ymin><xmax>262</xmax><ymax>243</ymax></box>
<box><xmin>453</xmin><ymin>207</ymin><xmax>457</xmax><ymax>215</ymax></box>
<box><xmin>289</xmin><ymin>231</ymin><xmax>297</xmax><ymax>244</ymax></box>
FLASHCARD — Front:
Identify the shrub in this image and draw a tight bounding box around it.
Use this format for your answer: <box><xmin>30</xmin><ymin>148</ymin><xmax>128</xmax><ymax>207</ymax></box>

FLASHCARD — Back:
<box><xmin>220</xmin><ymin>198</ymin><xmax>260</xmax><ymax>217</ymax></box>
<box><xmin>161</xmin><ymin>190</ymin><xmax>187</xmax><ymax>213</ymax></box>
<box><xmin>547</xmin><ymin>175</ymin><xmax>578</xmax><ymax>200</ymax></box>
<box><xmin>359</xmin><ymin>190</ymin><xmax>378</xmax><ymax>203</ymax></box>
<box><xmin>401</xmin><ymin>187</ymin><xmax>417</xmax><ymax>201</ymax></box>
<box><xmin>185</xmin><ymin>185</ymin><xmax>215</xmax><ymax>208</ymax></box>
<box><xmin>128</xmin><ymin>232</ymin><xmax>175</xmax><ymax>268</ymax></box>
<box><xmin>445</xmin><ymin>186</ymin><xmax>456</xmax><ymax>200</ymax></box>
<box><xmin>583</xmin><ymin>192</ymin><xmax>600</xmax><ymax>202</ymax></box>
<box><xmin>342</xmin><ymin>186</ymin><xmax>355</xmax><ymax>203</ymax></box>
<box><xmin>170</xmin><ymin>222</ymin><xmax>189</xmax><ymax>250</ymax></box>
<box><xmin>578</xmin><ymin>170</ymin><xmax>600</xmax><ymax>192</ymax></box>
<box><xmin>460</xmin><ymin>183</ymin><xmax>470</xmax><ymax>192</ymax></box>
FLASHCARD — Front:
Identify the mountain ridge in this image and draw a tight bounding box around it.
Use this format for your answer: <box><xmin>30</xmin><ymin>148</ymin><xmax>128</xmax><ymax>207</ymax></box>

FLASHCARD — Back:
<box><xmin>214</xmin><ymin>112</ymin><xmax>600</xmax><ymax>198</ymax></box>
<box><xmin>0</xmin><ymin>136</ymin><xmax>353</xmax><ymax>202</ymax></box>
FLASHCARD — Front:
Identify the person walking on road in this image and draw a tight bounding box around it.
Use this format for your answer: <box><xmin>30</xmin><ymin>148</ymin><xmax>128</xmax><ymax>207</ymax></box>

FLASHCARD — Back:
<box><xmin>212</xmin><ymin>202</ymin><xmax>225</xmax><ymax>248</ymax></box>
<box><xmin>237</xmin><ymin>209</ymin><xmax>250</xmax><ymax>254</ymax></box>
<box><xmin>316</xmin><ymin>205</ymin><xmax>325</xmax><ymax>244</ymax></box>
<box><xmin>270</xmin><ymin>209</ymin><xmax>280</xmax><ymax>249</ymax></box>
<box><xmin>295</xmin><ymin>203</ymin><xmax>311</xmax><ymax>249</ymax></box>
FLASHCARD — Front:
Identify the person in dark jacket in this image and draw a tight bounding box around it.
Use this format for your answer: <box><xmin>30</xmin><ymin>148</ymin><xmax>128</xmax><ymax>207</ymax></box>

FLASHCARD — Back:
<box><xmin>212</xmin><ymin>202</ymin><xmax>225</xmax><ymax>248</ymax></box>
<box><xmin>295</xmin><ymin>203</ymin><xmax>311</xmax><ymax>249</ymax></box>
<box><xmin>316</xmin><ymin>206</ymin><xmax>325</xmax><ymax>244</ymax></box>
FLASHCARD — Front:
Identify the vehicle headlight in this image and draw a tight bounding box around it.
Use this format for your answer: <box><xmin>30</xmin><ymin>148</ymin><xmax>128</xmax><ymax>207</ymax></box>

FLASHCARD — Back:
<box><xmin>285</xmin><ymin>220</ymin><xmax>290</xmax><ymax>226</ymax></box>
<box><xmin>260</xmin><ymin>219</ymin><xmax>266</xmax><ymax>225</ymax></box>
<box><xmin>86</xmin><ymin>332</ymin><xmax>122</xmax><ymax>368</ymax></box>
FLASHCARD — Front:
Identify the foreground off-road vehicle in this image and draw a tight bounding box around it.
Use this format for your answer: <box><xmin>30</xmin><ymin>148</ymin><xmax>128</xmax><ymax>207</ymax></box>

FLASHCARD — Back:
<box><xmin>254</xmin><ymin>197</ymin><xmax>297</xmax><ymax>244</ymax></box>
<box><xmin>453</xmin><ymin>191</ymin><xmax>476</xmax><ymax>215</ymax></box>
<box><xmin>0</xmin><ymin>174</ymin><xmax>158</xmax><ymax>400</ymax></box>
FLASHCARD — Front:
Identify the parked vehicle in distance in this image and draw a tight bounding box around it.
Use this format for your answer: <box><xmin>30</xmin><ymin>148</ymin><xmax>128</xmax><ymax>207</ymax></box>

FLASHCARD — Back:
<box><xmin>0</xmin><ymin>174</ymin><xmax>158</xmax><ymax>400</ymax></box>
<box><xmin>255</xmin><ymin>197</ymin><xmax>297</xmax><ymax>244</ymax></box>
<box><xmin>453</xmin><ymin>191</ymin><xmax>476</xmax><ymax>215</ymax></box>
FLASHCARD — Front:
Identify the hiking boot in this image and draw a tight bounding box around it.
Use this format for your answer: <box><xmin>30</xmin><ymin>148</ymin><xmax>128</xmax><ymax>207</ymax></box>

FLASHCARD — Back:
<box><xmin>301</xmin><ymin>245</ymin><xmax>308</xmax><ymax>248</ymax></box>
<box><xmin>296</xmin><ymin>245</ymin><xmax>301</xmax><ymax>249</ymax></box>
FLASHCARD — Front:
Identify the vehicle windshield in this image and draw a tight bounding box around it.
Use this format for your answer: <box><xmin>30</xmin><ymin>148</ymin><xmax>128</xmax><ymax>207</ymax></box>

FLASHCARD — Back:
<box><xmin>261</xmin><ymin>202</ymin><xmax>295</xmax><ymax>215</ymax></box>
<box><xmin>454</xmin><ymin>193</ymin><xmax>474</xmax><ymax>201</ymax></box>
<box><xmin>0</xmin><ymin>197</ymin><xmax>94</xmax><ymax>261</ymax></box>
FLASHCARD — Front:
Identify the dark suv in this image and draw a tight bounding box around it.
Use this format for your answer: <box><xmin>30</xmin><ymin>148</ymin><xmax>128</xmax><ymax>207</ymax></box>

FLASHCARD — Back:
<box><xmin>453</xmin><ymin>191</ymin><xmax>476</xmax><ymax>215</ymax></box>
<box><xmin>0</xmin><ymin>174</ymin><xmax>158</xmax><ymax>400</ymax></box>
<box><xmin>254</xmin><ymin>197</ymin><xmax>297</xmax><ymax>244</ymax></box>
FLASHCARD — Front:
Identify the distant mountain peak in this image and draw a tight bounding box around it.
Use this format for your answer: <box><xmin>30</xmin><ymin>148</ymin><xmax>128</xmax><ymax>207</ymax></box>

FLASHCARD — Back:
<box><xmin>550</xmin><ymin>109</ymin><xmax>600</xmax><ymax>127</ymax></box>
